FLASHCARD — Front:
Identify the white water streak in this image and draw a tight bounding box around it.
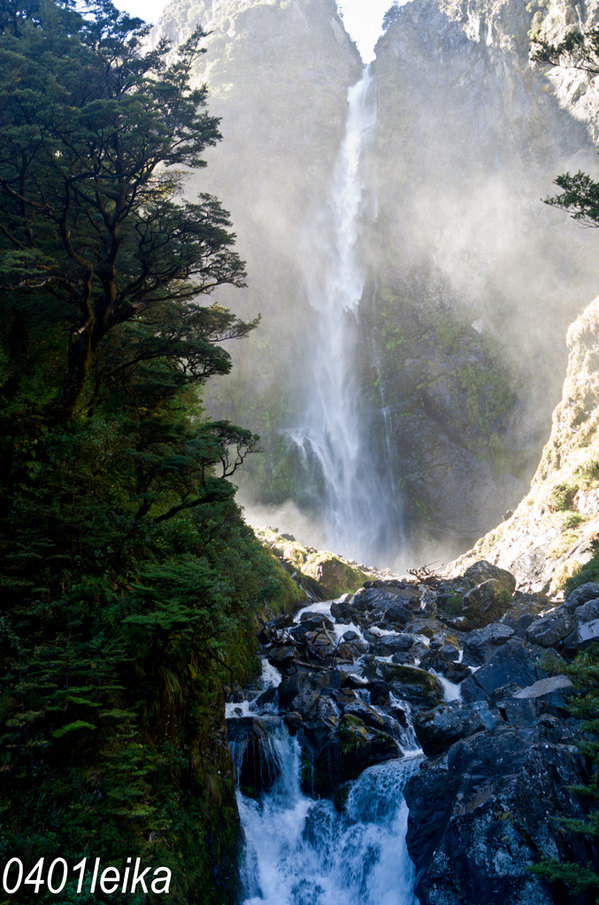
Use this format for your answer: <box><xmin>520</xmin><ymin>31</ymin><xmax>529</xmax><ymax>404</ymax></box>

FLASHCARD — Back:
<box><xmin>291</xmin><ymin>65</ymin><xmax>402</xmax><ymax>564</ymax></box>
<box><xmin>238</xmin><ymin>728</ymin><xmax>419</xmax><ymax>905</ymax></box>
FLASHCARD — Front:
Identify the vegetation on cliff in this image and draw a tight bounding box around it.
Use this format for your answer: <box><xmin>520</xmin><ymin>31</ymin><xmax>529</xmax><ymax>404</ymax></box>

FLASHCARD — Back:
<box><xmin>0</xmin><ymin>2</ymin><xmax>299</xmax><ymax>901</ymax></box>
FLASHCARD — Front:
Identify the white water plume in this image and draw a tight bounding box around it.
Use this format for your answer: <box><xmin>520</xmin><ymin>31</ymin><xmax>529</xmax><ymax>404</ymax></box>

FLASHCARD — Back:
<box><xmin>291</xmin><ymin>65</ymin><xmax>404</xmax><ymax>565</ymax></box>
<box><xmin>237</xmin><ymin>727</ymin><xmax>419</xmax><ymax>905</ymax></box>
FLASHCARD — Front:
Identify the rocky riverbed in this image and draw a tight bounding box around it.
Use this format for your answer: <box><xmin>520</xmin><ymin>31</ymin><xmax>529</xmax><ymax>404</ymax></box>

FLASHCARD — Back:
<box><xmin>226</xmin><ymin>560</ymin><xmax>599</xmax><ymax>904</ymax></box>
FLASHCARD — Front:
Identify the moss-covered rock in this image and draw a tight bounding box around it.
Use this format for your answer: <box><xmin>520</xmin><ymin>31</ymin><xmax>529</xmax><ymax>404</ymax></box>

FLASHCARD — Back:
<box><xmin>255</xmin><ymin>528</ymin><xmax>373</xmax><ymax>598</ymax></box>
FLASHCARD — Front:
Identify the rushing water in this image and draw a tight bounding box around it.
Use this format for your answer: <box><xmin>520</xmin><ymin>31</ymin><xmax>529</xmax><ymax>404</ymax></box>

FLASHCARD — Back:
<box><xmin>236</xmin><ymin>727</ymin><xmax>419</xmax><ymax>905</ymax></box>
<box><xmin>290</xmin><ymin>65</ymin><xmax>404</xmax><ymax>565</ymax></box>
<box><xmin>228</xmin><ymin>655</ymin><xmax>420</xmax><ymax>905</ymax></box>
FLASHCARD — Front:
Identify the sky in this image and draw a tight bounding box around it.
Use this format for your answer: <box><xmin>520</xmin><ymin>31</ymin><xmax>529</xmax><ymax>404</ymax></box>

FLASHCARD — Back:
<box><xmin>113</xmin><ymin>0</ymin><xmax>394</xmax><ymax>62</ymax></box>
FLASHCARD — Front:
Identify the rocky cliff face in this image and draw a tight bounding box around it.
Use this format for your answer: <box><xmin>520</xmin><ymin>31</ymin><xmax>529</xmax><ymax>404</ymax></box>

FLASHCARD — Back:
<box><xmin>452</xmin><ymin>295</ymin><xmax>599</xmax><ymax>593</ymax></box>
<box><xmin>365</xmin><ymin>0</ymin><xmax>599</xmax><ymax>556</ymax></box>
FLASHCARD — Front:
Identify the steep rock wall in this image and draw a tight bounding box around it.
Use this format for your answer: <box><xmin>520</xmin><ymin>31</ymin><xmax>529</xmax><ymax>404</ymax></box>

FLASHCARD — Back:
<box><xmin>365</xmin><ymin>0</ymin><xmax>599</xmax><ymax>558</ymax></box>
<box><xmin>452</xmin><ymin>295</ymin><xmax>599</xmax><ymax>593</ymax></box>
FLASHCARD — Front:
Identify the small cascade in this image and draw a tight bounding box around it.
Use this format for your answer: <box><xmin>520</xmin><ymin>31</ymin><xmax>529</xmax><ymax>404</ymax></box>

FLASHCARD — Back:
<box><xmin>226</xmin><ymin>642</ymin><xmax>422</xmax><ymax>905</ymax></box>
<box><xmin>290</xmin><ymin>65</ymin><xmax>404</xmax><ymax>565</ymax></box>
<box><xmin>235</xmin><ymin>726</ymin><xmax>419</xmax><ymax>905</ymax></box>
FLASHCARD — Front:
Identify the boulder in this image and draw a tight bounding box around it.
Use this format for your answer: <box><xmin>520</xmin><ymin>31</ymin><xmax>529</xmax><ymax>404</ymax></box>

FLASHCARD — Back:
<box><xmin>226</xmin><ymin>716</ymin><xmax>283</xmax><ymax>797</ymax></box>
<box><xmin>372</xmin><ymin>632</ymin><xmax>415</xmax><ymax>656</ymax></box>
<box><xmin>461</xmin><ymin>639</ymin><xmax>547</xmax><ymax>703</ymax></box>
<box><xmin>462</xmin><ymin>560</ymin><xmax>517</xmax><ymax>594</ymax></box>
<box><xmin>413</xmin><ymin>701</ymin><xmax>502</xmax><ymax>756</ymax></box>
<box><xmin>419</xmin><ymin>649</ymin><xmax>471</xmax><ymax>683</ymax></box>
<box><xmin>381</xmin><ymin>603</ymin><xmax>412</xmax><ymax>628</ymax></box>
<box><xmin>460</xmin><ymin>579</ymin><xmax>515</xmax><ymax>629</ymax></box>
<box><xmin>526</xmin><ymin>606</ymin><xmax>576</xmax><ymax>648</ymax></box>
<box><xmin>462</xmin><ymin>622</ymin><xmax>515</xmax><ymax>666</ymax></box>
<box><xmin>380</xmin><ymin>664</ymin><xmax>445</xmax><ymax>710</ymax></box>
<box><xmin>503</xmin><ymin>675</ymin><xmax>574</xmax><ymax>725</ymax></box>
<box><xmin>302</xmin><ymin>713</ymin><xmax>398</xmax><ymax>797</ymax></box>
<box><xmin>405</xmin><ymin>719</ymin><xmax>593</xmax><ymax>905</ymax></box>
<box><xmin>564</xmin><ymin>582</ymin><xmax>599</xmax><ymax>612</ymax></box>
<box><xmin>564</xmin><ymin>617</ymin><xmax>599</xmax><ymax>652</ymax></box>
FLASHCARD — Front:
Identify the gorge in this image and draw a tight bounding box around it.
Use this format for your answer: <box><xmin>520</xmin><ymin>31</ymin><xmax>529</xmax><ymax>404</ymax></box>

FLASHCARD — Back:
<box><xmin>2</xmin><ymin>0</ymin><xmax>599</xmax><ymax>902</ymax></box>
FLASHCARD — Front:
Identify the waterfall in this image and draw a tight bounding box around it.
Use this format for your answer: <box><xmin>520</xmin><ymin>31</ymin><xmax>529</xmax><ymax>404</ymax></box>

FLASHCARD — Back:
<box><xmin>290</xmin><ymin>65</ymin><xmax>404</xmax><ymax>565</ymax></box>
<box><xmin>236</xmin><ymin>727</ymin><xmax>419</xmax><ymax>905</ymax></box>
<box><xmin>228</xmin><ymin>656</ymin><xmax>420</xmax><ymax>905</ymax></box>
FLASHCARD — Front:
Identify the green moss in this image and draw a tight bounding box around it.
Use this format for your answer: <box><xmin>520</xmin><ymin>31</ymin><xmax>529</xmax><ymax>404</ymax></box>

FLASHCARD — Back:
<box><xmin>446</xmin><ymin>594</ymin><xmax>464</xmax><ymax>615</ymax></box>
<box><xmin>549</xmin><ymin>480</ymin><xmax>579</xmax><ymax>512</ymax></box>
<box><xmin>456</xmin><ymin>361</ymin><xmax>514</xmax><ymax>440</ymax></box>
<box><xmin>562</xmin><ymin>538</ymin><xmax>599</xmax><ymax>593</ymax></box>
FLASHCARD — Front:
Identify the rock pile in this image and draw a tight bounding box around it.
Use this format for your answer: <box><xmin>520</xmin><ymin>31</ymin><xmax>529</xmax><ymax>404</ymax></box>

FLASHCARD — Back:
<box><xmin>227</xmin><ymin>561</ymin><xmax>599</xmax><ymax>904</ymax></box>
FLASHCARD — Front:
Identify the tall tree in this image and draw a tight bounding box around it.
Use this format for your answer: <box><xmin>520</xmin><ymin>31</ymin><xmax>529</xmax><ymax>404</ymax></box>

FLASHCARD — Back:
<box><xmin>0</xmin><ymin>0</ymin><xmax>251</xmax><ymax>421</ymax></box>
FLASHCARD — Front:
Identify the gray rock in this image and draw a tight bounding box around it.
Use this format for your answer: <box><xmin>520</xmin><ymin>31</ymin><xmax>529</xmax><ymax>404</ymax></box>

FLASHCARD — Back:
<box><xmin>526</xmin><ymin>606</ymin><xmax>576</xmax><ymax>647</ymax></box>
<box><xmin>380</xmin><ymin>663</ymin><xmax>445</xmax><ymax>710</ymax></box>
<box><xmin>461</xmin><ymin>639</ymin><xmax>546</xmax><ymax>703</ymax></box>
<box><xmin>413</xmin><ymin>700</ymin><xmax>503</xmax><ymax>756</ymax></box>
<box><xmin>564</xmin><ymin>617</ymin><xmax>599</xmax><ymax>651</ymax></box>
<box><xmin>419</xmin><ymin>648</ymin><xmax>471</xmax><ymax>682</ymax></box>
<box><xmin>503</xmin><ymin>675</ymin><xmax>574</xmax><ymax>726</ymax></box>
<box><xmin>564</xmin><ymin>582</ymin><xmax>599</xmax><ymax>612</ymax></box>
<box><xmin>341</xmin><ymin>629</ymin><xmax>360</xmax><ymax>642</ymax></box>
<box><xmin>227</xmin><ymin>716</ymin><xmax>283</xmax><ymax>796</ymax></box>
<box><xmin>372</xmin><ymin>632</ymin><xmax>415</xmax><ymax>656</ymax></box>
<box><xmin>462</xmin><ymin>622</ymin><xmax>515</xmax><ymax>666</ymax></box>
<box><xmin>573</xmin><ymin>598</ymin><xmax>599</xmax><ymax>624</ymax></box>
<box><xmin>463</xmin><ymin>560</ymin><xmax>517</xmax><ymax>594</ymax></box>
<box><xmin>460</xmin><ymin>579</ymin><xmax>514</xmax><ymax>629</ymax></box>
<box><xmin>382</xmin><ymin>603</ymin><xmax>412</xmax><ymax>627</ymax></box>
<box><xmin>405</xmin><ymin>720</ymin><xmax>591</xmax><ymax>905</ymax></box>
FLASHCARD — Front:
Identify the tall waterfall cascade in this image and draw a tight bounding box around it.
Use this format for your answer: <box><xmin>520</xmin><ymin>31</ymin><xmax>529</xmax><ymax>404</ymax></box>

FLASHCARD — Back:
<box><xmin>290</xmin><ymin>65</ymin><xmax>404</xmax><ymax>565</ymax></box>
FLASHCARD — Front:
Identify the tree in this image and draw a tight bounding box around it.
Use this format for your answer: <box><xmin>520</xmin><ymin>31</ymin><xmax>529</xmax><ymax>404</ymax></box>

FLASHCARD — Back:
<box><xmin>0</xmin><ymin>5</ymin><xmax>305</xmax><ymax>902</ymax></box>
<box><xmin>531</xmin><ymin>29</ymin><xmax>599</xmax><ymax>227</ymax></box>
<box><xmin>0</xmin><ymin>0</ymin><xmax>252</xmax><ymax>422</ymax></box>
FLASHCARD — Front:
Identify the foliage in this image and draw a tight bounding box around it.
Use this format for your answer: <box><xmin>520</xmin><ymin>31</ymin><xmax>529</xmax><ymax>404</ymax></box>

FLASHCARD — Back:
<box><xmin>563</xmin><ymin>539</ymin><xmax>599</xmax><ymax>595</ymax></box>
<box><xmin>530</xmin><ymin>647</ymin><xmax>599</xmax><ymax>899</ymax></box>
<box><xmin>0</xmin><ymin>2</ymin><xmax>297</xmax><ymax>902</ymax></box>
<box><xmin>532</xmin><ymin>30</ymin><xmax>599</xmax><ymax>229</ymax></box>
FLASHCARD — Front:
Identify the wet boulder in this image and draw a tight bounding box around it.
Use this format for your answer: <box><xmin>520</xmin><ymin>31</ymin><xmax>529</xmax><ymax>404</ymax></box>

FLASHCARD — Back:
<box><xmin>330</xmin><ymin>596</ymin><xmax>356</xmax><ymax>621</ymax></box>
<box><xmin>302</xmin><ymin>713</ymin><xmax>399</xmax><ymax>797</ymax></box>
<box><xmin>266</xmin><ymin>644</ymin><xmax>297</xmax><ymax>673</ymax></box>
<box><xmin>413</xmin><ymin>701</ymin><xmax>502</xmax><ymax>756</ymax></box>
<box><xmin>460</xmin><ymin>638</ymin><xmax>548</xmax><ymax>704</ymax></box>
<box><xmin>419</xmin><ymin>649</ymin><xmax>471</xmax><ymax>683</ymax></box>
<box><xmin>227</xmin><ymin>716</ymin><xmax>284</xmax><ymax>797</ymax></box>
<box><xmin>277</xmin><ymin>669</ymin><xmax>345</xmax><ymax>716</ymax></box>
<box><xmin>405</xmin><ymin>719</ymin><xmax>593</xmax><ymax>905</ymax></box>
<box><xmin>462</xmin><ymin>622</ymin><xmax>515</xmax><ymax>666</ymax></box>
<box><xmin>380</xmin><ymin>664</ymin><xmax>445</xmax><ymax>710</ymax></box>
<box><xmin>371</xmin><ymin>632</ymin><xmax>415</xmax><ymax>656</ymax></box>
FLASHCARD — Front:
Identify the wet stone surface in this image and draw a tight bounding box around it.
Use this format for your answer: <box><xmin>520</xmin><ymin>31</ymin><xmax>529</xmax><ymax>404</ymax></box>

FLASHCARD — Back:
<box><xmin>226</xmin><ymin>562</ymin><xmax>598</xmax><ymax>905</ymax></box>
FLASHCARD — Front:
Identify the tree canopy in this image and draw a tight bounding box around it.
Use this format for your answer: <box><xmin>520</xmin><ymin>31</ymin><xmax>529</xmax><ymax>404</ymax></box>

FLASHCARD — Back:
<box><xmin>0</xmin><ymin>3</ymin><xmax>299</xmax><ymax>902</ymax></box>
